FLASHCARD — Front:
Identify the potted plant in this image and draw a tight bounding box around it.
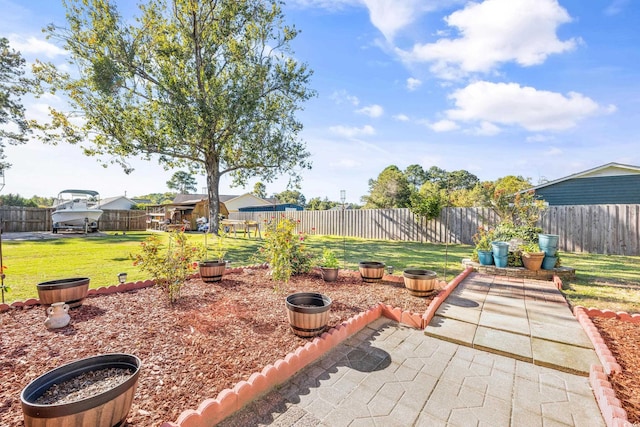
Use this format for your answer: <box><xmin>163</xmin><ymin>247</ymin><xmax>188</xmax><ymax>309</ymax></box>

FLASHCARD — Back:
<box><xmin>519</xmin><ymin>241</ymin><xmax>545</xmax><ymax>271</ymax></box>
<box><xmin>285</xmin><ymin>292</ymin><xmax>332</xmax><ymax>337</ymax></box>
<box><xmin>21</xmin><ymin>353</ymin><xmax>141</xmax><ymax>427</ymax></box>
<box><xmin>318</xmin><ymin>248</ymin><xmax>340</xmax><ymax>282</ymax></box>
<box><xmin>199</xmin><ymin>231</ymin><xmax>227</xmax><ymax>283</ymax></box>
<box><xmin>472</xmin><ymin>227</ymin><xmax>494</xmax><ymax>266</ymax></box>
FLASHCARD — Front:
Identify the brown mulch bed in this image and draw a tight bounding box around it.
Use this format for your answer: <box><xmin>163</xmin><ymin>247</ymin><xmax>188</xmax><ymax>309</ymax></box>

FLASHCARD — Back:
<box><xmin>0</xmin><ymin>268</ymin><xmax>431</xmax><ymax>426</ymax></box>
<box><xmin>591</xmin><ymin>317</ymin><xmax>640</xmax><ymax>424</ymax></box>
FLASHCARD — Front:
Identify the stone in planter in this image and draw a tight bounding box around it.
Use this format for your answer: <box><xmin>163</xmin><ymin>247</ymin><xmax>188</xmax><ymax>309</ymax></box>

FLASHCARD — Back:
<box><xmin>285</xmin><ymin>292</ymin><xmax>332</xmax><ymax>337</ymax></box>
<box><xmin>403</xmin><ymin>269</ymin><xmax>438</xmax><ymax>297</ymax></box>
<box><xmin>358</xmin><ymin>261</ymin><xmax>385</xmax><ymax>283</ymax></box>
<box><xmin>21</xmin><ymin>353</ymin><xmax>141</xmax><ymax>427</ymax></box>
<box><xmin>198</xmin><ymin>260</ymin><xmax>226</xmax><ymax>283</ymax></box>
<box><xmin>37</xmin><ymin>277</ymin><xmax>90</xmax><ymax>309</ymax></box>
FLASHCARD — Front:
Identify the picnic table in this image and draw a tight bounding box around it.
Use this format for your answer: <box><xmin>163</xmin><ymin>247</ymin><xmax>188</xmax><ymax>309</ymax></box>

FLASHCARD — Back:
<box><xmin>221</xmin><ymin>219</ymin><xmax>261</xmax><ymax>238</ymax></box>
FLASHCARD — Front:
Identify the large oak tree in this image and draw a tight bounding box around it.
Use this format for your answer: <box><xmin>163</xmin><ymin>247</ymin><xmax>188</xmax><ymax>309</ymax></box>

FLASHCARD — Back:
<box><xmin>0</xmin><ymin>37</ymin><xmax>32</xmax><ymax>170</ymax></box>
<box><xmin>34</xmin><ymin>0</ymin><xmax>315</xmax><ymax>232</ymax></box>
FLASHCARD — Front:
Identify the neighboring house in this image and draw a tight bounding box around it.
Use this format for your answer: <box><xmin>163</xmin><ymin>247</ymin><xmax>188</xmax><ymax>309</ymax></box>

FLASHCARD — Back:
<box><xmin>146</xmin><ymin>194</ymin><xmax>229</xmax><ymax>231</ymax></box>
<box><xmin>239</xmin><ymin>203</ymin><xmax>303</xmax><ymax>212</ymax></box>
<box><xmin>222</xmin><ymin>193</ymin><xmax>275</xmax><ymax>213</ymax></box>
<box><xmin>97</xmin><ymin>195</ymin><xmax>137</xmax><ymax>210</ymax></box>
<box><xmin>527</xmin><ymin>162</ymin><xmax>640</xmax><ymax>206</ymax></box>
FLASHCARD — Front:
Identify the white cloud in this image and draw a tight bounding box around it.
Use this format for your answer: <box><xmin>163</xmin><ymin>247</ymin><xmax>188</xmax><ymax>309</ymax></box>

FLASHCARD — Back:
<box><xmin>605</xmin><ymin>0</ymin><xmax>629</xmax><ymax>16</ymax></box>
<box><xmin>445</xmin><ymin>81</ymin><xmax>602</xmax><ymax>131</ymax></box>
<box><xmin>330</xmin><ymin>158</ymin><xmax>361</xmax><ymax>168</ymax></box>
<box><xmin>393</xmin><ymin>114</ymin><xmax>410</xmax><ymax>122</ymax></box>
<box><xmin>428</xmin><ymin>119</ymin><xmax>459</xmax><ymax>132</ymax></box>
<box><xmin>361</xmin><ymin>0</ymin><xmax>456</xmax><ymax>41</ymax></box>
<box><xmin>356</xmin><ymin>104</ymin><xmax>384</xmax><ymax>118</ymax></box>
<box><xmin>397</xmin><ymin>0</ymin><xmax>578</xmax><ymax>79</ymax></box>
<box><xmin>406</xmin><ymin>77</ymin><xmax>422</xmax><ymax>91</ymax></box>
<box><xmin>361</xmin><ymin>0</ymin><xmax>423</xmax><ymax>42</ymax></box>
<box><xmin>8</xmin><ymin>35</ymin><xmax>66</xmax><ymax>58</ymax></box>
<box><xmin>329</xmin><ymin>124</ymin><xmax>376</xmax><ymax>138</ymax></box>
<box><xmin>288</xmin><ymin>0</ymin><xmax>359</xmax><ymax>11</ymax></box>
<box><xmin>526</xmin><ymin>134</ymin><xmax>552</xmax><ymax>143</ymax></box>
<box><xmin>330</xmin><ymin>90</ymin><xmax>360</xmax><ymax>106</ymax></box>
<box><xmin>544</xmin><ymin>147</ymin><xmax>563</xmax><ymax>156</ymax></box>
<box><xmin>472</xmin><ymin>121</ymin><xmax>501</xmax><ymax>136</ymax></box>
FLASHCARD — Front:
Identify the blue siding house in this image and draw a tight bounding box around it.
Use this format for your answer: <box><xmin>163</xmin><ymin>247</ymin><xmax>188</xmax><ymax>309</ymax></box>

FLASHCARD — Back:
<box><xmin>528</xmin><ymin>162</ymin><xmax>640</xmax><ymax>206</ymax></box>
<box><xmin>239</xmin><ymin>203</ymin><xmax>304</xmax><ymax>212</ymax></box>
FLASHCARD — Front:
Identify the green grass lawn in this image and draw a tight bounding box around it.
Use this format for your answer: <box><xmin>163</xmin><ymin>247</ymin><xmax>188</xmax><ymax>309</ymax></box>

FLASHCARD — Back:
<box><xmin>2</xmin><ymin>231</ymin><xmax>639</xmax><ymax>313</ymax></box>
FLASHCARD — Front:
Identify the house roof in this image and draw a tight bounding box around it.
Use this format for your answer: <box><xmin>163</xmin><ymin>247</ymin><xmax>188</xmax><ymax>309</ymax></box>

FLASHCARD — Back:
<box><xmin>527</xmin><ymin>162</ymin><xmax>640</xmax><ymax>192</ymax></box>
<box><xmin>172</xmin><ymin>194</ymin><xmax>240</xmax><ymax>204</ymax></box>
<box><xmin>97</xmin><ymin>195</ymin><xmax>135</xmax><ymax>208</ymax></box>
<box><xmin>172</xmin><ymin>193</ymin><xmax>276</xmax><ymax>204</ymax></box>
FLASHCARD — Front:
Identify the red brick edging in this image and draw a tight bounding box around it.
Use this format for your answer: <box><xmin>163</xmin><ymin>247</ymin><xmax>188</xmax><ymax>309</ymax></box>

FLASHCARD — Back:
<box><xmin>162</xmin><ymin>267</ymin><xmax>474</xmax><ymax>426</ymax></box>
<box><xmin>1</xmin><ymin>266</ymin><xmax>474</xmax><ymax>426</ymax></box>
<box><xmin>561</xmin><ymin>272</ymin><xmax>638</xmax><ymax>427</ymax></box>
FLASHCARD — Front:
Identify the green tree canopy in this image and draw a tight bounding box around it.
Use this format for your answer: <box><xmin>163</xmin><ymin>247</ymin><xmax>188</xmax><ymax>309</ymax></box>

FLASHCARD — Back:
<box><xmin>33</xmin><ymin>0</ymin><xmax>315</xmax><ymax>233</ymax></box>
<box><xmin>274</xmin><ymin>189</ymin><xmax>305</xmax><ymax>206</ymax></box>
<box><xmin>0</xmin><ymin>193</ymin><xmax>37</xmax><ymax>207</ymax></box>
<box><xmin>1</xmin><ymin>38</ymin><xmax>32</xmax><ymax>169</ymax></box>
<box><xmin>253</xmin><ymin>182</ymin><xmax>267</xmax><ymax>199</ymax></box>
<box><xmin>362</xmin><ymin>165</ymin><xmax>412</xmax><ymax>209</ymax></box>
<box><xmin>306</xmin><ymin>196</ymin><xmax>339</xmax><ymax>210</ymax></box>
<box><xmin>404</xmin><ymin>164</ymin><xmax>427</xmax><ymax>189</ymax></box>
<box><xmin>166</xmin><ymin>171</ymin><xmax>197</xmax><ymax>194</ymax></box>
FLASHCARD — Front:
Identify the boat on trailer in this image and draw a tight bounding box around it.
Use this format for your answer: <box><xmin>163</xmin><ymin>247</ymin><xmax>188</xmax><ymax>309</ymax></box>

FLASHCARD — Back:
<box><xmin>51</xmin><ymin>189</ymin><xmax>103</xmax><ymax>233</ymax></box>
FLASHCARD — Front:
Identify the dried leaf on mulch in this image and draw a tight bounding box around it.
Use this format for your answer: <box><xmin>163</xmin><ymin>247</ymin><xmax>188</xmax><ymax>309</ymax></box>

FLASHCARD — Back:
<box><xmin>0</xmin><ymin>268</ymin><xmax>431</xmax><ymax>426</ymax></box>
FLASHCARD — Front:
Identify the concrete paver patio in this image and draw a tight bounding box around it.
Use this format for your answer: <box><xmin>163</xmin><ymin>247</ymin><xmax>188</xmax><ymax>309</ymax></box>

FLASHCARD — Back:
<box><xmin>220</xmin><ymin>273</ymin><xmax>604</xmax><ymax>426</ymax></box>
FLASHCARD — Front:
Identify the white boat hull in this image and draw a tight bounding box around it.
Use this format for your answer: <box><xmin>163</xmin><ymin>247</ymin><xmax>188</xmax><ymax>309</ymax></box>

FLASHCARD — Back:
<box><xmin>52</xmin><ymin>209</ymin><xmax>103</xmax><ymax>227</ymax></box>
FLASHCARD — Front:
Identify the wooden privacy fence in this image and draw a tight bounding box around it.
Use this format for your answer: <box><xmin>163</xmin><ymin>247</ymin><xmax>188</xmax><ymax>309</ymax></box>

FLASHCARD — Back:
<box><xmin>1</xmin><ymin>204</ymin><xmax>639</xmax><ymax>255</ymax></box>
<box><xmin>0</xmin><ymin>207</ymin><xmax>148</xmax><ymax>232</ymax></box>
<box><xmin>232</xmin><ymin>204</ymin><xmax>640</xmax><ymax>256</ymax></box>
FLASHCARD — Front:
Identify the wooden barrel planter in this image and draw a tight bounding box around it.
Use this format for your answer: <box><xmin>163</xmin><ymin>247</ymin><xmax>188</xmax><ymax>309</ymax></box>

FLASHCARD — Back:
<box><xmin>37</xmin><ymin>277</ymin><xmax>90</xmax><ymax>309</ymax></box>
<box><xmin>285</xmin><ymin>292</ymin><xmax>332</xmax><ymax>338</ymax></box>
<box><xmin>20</xmin><ymin>353</ymin><xmax>141</xmax><ymax>427</ymax></box>
<box><xmin>198</xmin><ymin>260</ymin><xmax>226</xmax><ymax>283</ymax></box>
<box><xmin>358</xmin><ymin>261</ymin><xmax>385</xmax><ymax>283</ymax></box>
<box><xmin>403</xmin><ymin>269</ymin><xmax>438</xmax><ymax>297</ymax></box>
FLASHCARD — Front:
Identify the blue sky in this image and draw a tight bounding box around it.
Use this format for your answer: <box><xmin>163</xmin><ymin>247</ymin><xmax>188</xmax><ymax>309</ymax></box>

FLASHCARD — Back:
<box><xmin>2</xmin><ymin>0</ymin><xmax>639</xmax><ymax>204</ymax></box>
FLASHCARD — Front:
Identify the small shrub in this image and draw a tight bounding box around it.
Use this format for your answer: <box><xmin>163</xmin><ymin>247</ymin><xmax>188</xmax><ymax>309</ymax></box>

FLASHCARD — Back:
<box><xmin>471</xmin><ymin>227</ymin><xmax>494</xmax><ymax>262</ymax></box>
<box><xmin>204</xmin><ymin>231</ymin><xmax>228</xmax><ymax>261</ymax></box>
<box><xmin>519</xmin><ymin>241</ymin><xmax>541</xmax><ymax>253</ymax></box>
<box><xmin>319</xmin><ymin>248</ymin><xmax>340</xmax><ymax>268</ymax></box>
<box><xmin>132</xmin><ymin>232</ymin><xmax>205</xmax><ymax>303</ymax></box>
<box><xmin>258</xmin><ymin>216</ymin><xmax>313</xmax><ymax>283</ymax></box>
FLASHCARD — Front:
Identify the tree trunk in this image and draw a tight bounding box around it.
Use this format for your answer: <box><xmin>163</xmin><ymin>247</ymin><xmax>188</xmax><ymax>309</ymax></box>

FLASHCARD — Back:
<box><xmin>205</xmin><ymin>168</ymin><xmax>221</xmax><ymax>234</ymax></box>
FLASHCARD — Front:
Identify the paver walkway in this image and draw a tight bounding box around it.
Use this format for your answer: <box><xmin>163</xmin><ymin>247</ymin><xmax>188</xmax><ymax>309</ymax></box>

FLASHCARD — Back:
<box><xmin>425</xmin><ymin>273</ymin><xmax>600</xmax><ymax>375</ymax></box>
<box><xmin>220</xmin><ymin>273</ymin><xmax>605</xmax><ymax>426</ymax></box>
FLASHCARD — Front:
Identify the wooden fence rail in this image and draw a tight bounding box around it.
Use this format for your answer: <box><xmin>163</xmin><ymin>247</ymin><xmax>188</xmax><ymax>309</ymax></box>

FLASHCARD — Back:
<box><xmin>232</xmin><ymin>204</ymin><xmax>640</xmax><ymax>256</ymax></box>
<box><xmin>1</xmin><ymin>205</ymin><xmax>639</xmax><ymax>255</ymax></box>
<box><xmin>0</xmin><ymin>207</ymin><xmax>148</xmax><ymax>233</ymax></box>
